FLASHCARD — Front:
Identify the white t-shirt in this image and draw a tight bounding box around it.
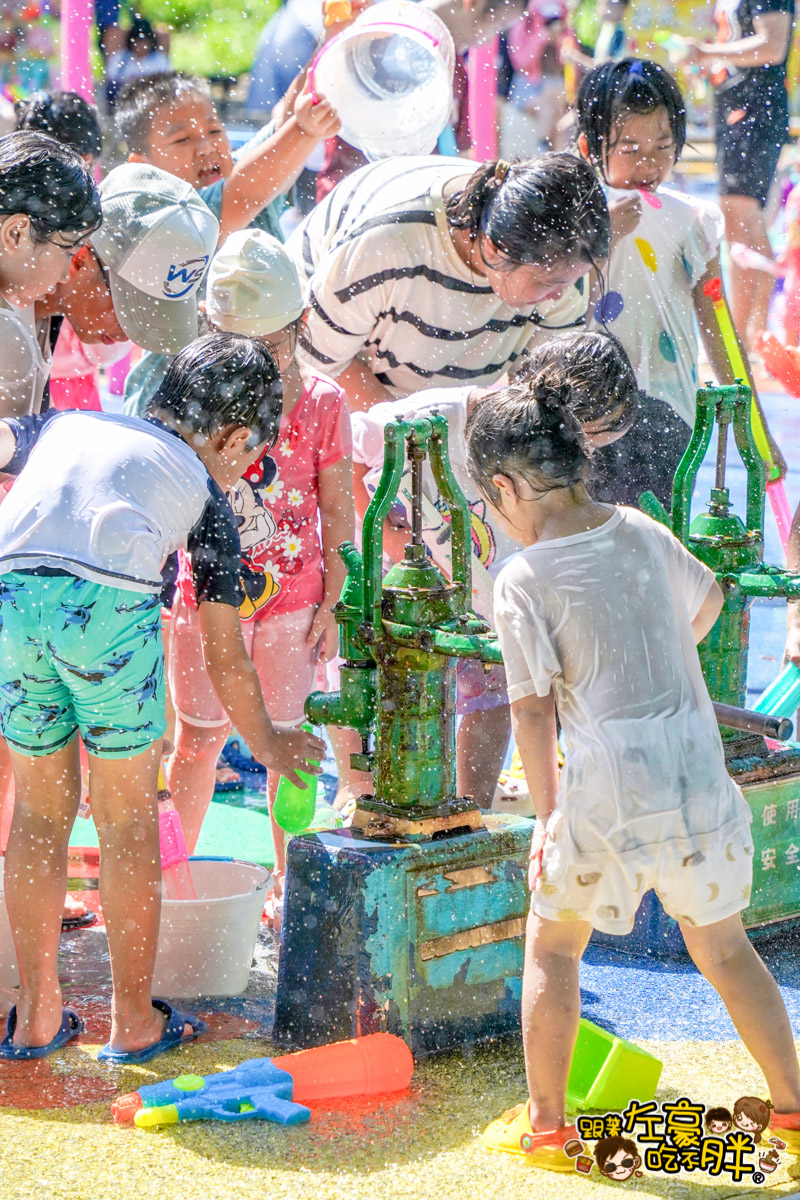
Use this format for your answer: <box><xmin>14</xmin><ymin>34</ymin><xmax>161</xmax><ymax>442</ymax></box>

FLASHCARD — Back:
<box><xmin>493</xmin><ymin>506</ymin><xmax>751</xmax><ymax>861</ymax></box>
<box><xmin>352</xmin><ymin>387</ymin><xmax>521</xmax><ymax>620</ymax></box>
<box><xmin>0</xmin><ymin>410</ymin><xmax>242</xmax><ymax>602</ymax></box>
<box><xmin>588</xmin><ymin>185</ymin><xmax>724</xmax><ymax>427</ymax></box>
<box><xmin>0</xmin><ymin>296</ymin><xmax>51</xmax><ymax>417</ymax></box>
<box><xmin>288</xmin><ymin>156</ymin><xmax>588</xmax><ymax>397</ymax></box>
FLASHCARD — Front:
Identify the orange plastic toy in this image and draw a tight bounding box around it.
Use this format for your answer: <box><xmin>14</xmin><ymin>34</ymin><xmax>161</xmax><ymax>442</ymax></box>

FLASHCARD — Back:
<box><xmin>756</xmin><ymin>331</ymin><xmax>800</xmax><ymax>398</ymax></box>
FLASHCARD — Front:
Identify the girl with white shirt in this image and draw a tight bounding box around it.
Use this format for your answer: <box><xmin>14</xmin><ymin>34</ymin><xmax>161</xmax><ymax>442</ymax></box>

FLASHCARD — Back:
<box><xmin>467</xmin><ymin>365</ymin><xmax>800</xmax><ymax>1169</ymax></box>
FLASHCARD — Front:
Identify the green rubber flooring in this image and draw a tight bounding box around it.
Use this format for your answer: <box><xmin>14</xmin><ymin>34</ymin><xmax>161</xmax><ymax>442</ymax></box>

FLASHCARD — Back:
<box><xmin>68</xmin><ymin>783</ymin><xmax>341</xmax><ymax>870</ymax></box>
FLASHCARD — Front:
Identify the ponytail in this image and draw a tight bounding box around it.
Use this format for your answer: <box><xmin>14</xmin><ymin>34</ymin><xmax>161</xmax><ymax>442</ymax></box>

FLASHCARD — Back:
<box><xmin>446</xmin><ymin>152</ymin><xmax>609</xmax><ymax>269</ymax></box>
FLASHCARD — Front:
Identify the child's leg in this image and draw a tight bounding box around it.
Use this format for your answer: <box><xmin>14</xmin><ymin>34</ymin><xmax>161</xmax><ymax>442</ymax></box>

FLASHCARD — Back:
<box><xmin>4</xmin><ymin>739</ymin><xmax>81</xmax><ymax>1047</ymax></box>
<box><xmin>0</xmin><ymin>735</ymin><xmax>15</xmax><ymax>853</ymax></box>
<box><xmin>165</xmin><ymin>592</ymin><xmax>232</xmax><ymax>852</ymax></box>
<box><xmin>88</xmin><ymin>741</ymin><xmax>191</xmax><ymax>1053</ymax></box>
<box><xmin>249</xmin><ymin>607</ymin><xmax>320</xmax><ymax>889</ymax></box>
<box><xmin>267</xmin><ymin>768</ymin><xmax>286</xmax><ymax>879</ymax></box>
<box><xmin>457</xmin><ymin>706</ymin><xmax>511</xmax><ymax>807</ymax></box>
<box><xmin>681</xmin><ymin>914</ymin><xmax>800</xmax><ymax>1113</ymax></box>
<box><xmin>167</xmin><ymin>717</ymin><xmax>231</xmax><ymax>853</ymax></box>
<box><xmin>456</xmin><ymin>660</ymin><xmax>511</xmax><ymax>807</ymax></box>
<box><xmin>523</xmin><ymin>911</ymin><xmax>593</xmax><ymax>1130</ymax></box>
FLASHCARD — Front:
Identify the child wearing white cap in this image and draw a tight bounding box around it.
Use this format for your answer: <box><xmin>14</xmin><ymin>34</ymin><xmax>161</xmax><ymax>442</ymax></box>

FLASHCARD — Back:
<box><xmin>164</xmin><ymin>230</ymin><xmax>354</xmax><ymax>922</ymax></box>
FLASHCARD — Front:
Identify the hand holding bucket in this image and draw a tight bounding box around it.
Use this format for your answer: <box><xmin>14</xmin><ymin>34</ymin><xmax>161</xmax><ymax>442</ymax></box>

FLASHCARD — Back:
<box><xmin>308</xmin><ymin>0</ymin><xmax>456</xmax><ymax>160</ymax></box>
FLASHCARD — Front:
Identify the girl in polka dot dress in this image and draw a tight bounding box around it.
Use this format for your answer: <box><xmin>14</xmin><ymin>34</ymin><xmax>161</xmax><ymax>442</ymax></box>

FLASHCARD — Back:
<box><xmin>576</xmin><ymin>57</ymin><xmax>783</xmax><ymax>507</ymax></box>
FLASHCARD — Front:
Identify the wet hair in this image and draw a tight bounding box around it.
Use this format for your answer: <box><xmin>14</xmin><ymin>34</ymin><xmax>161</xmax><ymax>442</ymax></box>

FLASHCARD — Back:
<box><xmin>15</xmin><ymin>91</ymin><xmax>102</xmax><ymax>161</ymax></box>
<box><xmin>594</xmin><ymin>1137</ymin><xmax>639</xmax><ymax>1174</ymax></box>
<box><xmin>576</xmin><ymin>58</ymin><xmax>686</xmax><ymax>180</ymax></box>
<box><xmin>705</xmin><ymin>1107</ymin><xmax>732</xmax><ymax>1129</ymax></box>
<box><xmin>0</xmin><ymin>131</ymin><xmax>101</xmax><ymax>242</ymax></box>
<box><xmin>147</xmin><ymin>333</ymin><xmax>283</xmax><ymax>448</ymax></box>
<box><xmin>445</xmin><ymin>152</ymin><xmax>609</xmax><ymax>270</ymax></box>
<box><xmin>513</xmin><ymin>330</ymin><xmax>640</xmax><ymax>433</ymax></box>
<box><xmin>115</xmin><ymin>71</ymin><xmax>213</xmax><ymax>155</ymax></box>
<box><xmin>465</xmin><ymin>366</ymin><xmax>591</xmax><ymax>504</ymax></box>
<box><xmin>733</xmin><ymin>1096</ymin><xmax>771</xmax><ymax>1139</ymax></box>
<box><xmin>127</xmin><ymin>16</ymin><xmax>159</xmax><ymax>56</ymax></box>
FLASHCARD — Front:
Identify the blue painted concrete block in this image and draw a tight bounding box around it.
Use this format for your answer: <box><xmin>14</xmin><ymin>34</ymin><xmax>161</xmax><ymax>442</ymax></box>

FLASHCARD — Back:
<box><xmin>273</xmin><ymin>814</ymin><xmax>533</xmax><ymax>1054</ymax></box>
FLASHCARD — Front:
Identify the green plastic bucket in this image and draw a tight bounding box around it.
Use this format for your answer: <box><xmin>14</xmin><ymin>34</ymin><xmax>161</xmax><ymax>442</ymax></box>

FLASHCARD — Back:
<box><xmin>566</xmin><ymin>1018</ymin><xmax>663</xmax><ymax>1111</ymax></box>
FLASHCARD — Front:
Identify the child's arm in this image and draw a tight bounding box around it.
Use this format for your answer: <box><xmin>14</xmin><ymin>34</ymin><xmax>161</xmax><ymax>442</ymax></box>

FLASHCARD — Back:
<box><xmin>693</xmin><ymin>257</ymin><xmax>786</xmax><ymax>477</ymax></box>
<box><xmin>691</xmin><ymin>578</ymin><xmax>724</xmax><ymax>644</ymax></box>
<box><xmin>334</xmin><ymin>357</ymin><xmax>395</xmax><ymax>413</ymax></box>
<box><xmin>0</xmin><ymin>412</ymin><xmax>56</xmax><ymax>473</ymax></box>
<box><xmin>219</xmin><ymin>82</ymin><xmax>340</xmax><ymax>241</ymax></box>
<box><xmin>353</xmin><ymin>459</ymin><xmax>411</xmax><ymax>564</ymax></box>
<box><xmin>198</xmin><ymin>599</ymin><xmax>325</xmax><ymax>784</ymax></box>
<box><xmin>510</xmin><ymin>691</ymin><xmax>559</xmax><ymax>890</ymax></box>
<box><xmin>510</xmin><ymin>692</ymin><xmax>559</xmax><ymax>823</ymax></box>
<box><xmin>306</xmin><ymin>453</ymin><xmax>355</xmax><ymax>661</ymax></box>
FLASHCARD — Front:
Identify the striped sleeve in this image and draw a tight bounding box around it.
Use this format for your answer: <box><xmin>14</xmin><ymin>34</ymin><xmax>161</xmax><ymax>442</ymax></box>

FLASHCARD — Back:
<box><xmin>297</xmin><ymin>220</ymin><xmax>432</xmax><ymax>378</ymax></box>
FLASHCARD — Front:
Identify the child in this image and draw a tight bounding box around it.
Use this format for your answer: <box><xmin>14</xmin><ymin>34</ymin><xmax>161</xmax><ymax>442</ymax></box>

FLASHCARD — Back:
<box><xmin>576</xmin><ymin>57</ymin><xmax>783</xmax><ymax>506</ymax></box>
<box><xmin>465</xmin><ymin>368</ymin><xmax>800</xmax><ymax>1167</ymax></box>
<box><xmin>288</xmin><ymin>152</ymin><xmax>609</xmax><ymax>412</ymax></box>
<box><xmin>15</xmin><ymin>90</ymin><xmax>130</xmax><ymax>413</ymax></box>
<box><xmin>0</xmin><ymin>131</ymin><xmax>101</xmax><ymax>418</ymax></box>
<box><xmin>0</xmin><ymin>333</ymin><xmax>324</xmax><ymax>1061</ymax></box>
<box><xmin>164</xmin><ymin>231</ymin><xmax>353</xmax><ymax>921</ymax></box>
<box><xmin>116</xmin><ymin>69</ymin><xmax>339</xmax><ymax>417</ymax></box>
<box><xmin>116</xmin><ymin>70</ymin><xmax>339</xmax><ymax>244</ymax></box>
<box><xmin>350</xmin><ymin>329</ymin><xmax>638</xmax><ymax>808</ymax></box>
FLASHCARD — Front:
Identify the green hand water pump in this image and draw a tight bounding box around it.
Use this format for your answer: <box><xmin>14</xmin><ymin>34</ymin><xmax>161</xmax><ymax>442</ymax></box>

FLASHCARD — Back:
<box><xmin>305</xmin><ymin>413</ymin><xmax>502</xmax><ymax>839</ymax></box>
<box><xmin>644</xmin><ymin>383</ymin><xmax>800</xmax><ymax>747</ymax></box>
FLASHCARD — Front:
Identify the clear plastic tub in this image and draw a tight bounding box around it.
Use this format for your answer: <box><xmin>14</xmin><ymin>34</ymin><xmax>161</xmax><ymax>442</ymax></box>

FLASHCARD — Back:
<box><xmin>152</xmin><ymin>858</ymin><xmax>271</xmax><ymax>999</ymax></box>
<box><xmin>310</xmin><ymin>1</ymin><xmax>455</xmax><ymax>159</ymax></box>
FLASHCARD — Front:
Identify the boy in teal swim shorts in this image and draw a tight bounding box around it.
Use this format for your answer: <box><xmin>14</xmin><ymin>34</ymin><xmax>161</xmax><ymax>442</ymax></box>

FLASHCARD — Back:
<box><xmin>0</xmin><ymin>332</ymin><xmax>324</xmax><ymax>1062</ymax></box>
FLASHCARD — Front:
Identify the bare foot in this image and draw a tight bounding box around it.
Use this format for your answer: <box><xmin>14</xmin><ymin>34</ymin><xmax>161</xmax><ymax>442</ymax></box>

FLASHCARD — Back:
<box><xmin>9</xmin><ymin>985</ymin><xmax>64</xmax><ymax>1048</ymax></box>
<box><xmin>107</xmin><ymin>1004</ymin><xmax>196</xmax><ymax>1055</ymax></box>
<box><xmin>62</xmin><ymin>893</ymin><xmax>90</xmax><ymax>922</ymax></box>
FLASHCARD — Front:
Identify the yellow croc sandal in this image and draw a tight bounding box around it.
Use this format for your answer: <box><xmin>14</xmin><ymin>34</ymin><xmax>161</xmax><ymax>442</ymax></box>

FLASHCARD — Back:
<box><xmin>482</xmin><ymin>1102</ymin><xmax>580</xmax><ymax>1171</ymax></box>
<box><xmin>766</xmin><ymin>1113</ymin><xmax>800</xmax><ymax>1155</ymax></box>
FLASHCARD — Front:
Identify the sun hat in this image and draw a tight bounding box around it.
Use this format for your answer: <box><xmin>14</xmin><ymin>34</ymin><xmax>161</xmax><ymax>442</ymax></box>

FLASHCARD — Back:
<box><xmin>205</xmin><ymin>229</ymin><xmax>304</xmax><ymax>337</ymax></box>
<box><xmin>90</xmin><ymin>163</ymin><xmax>219</xmax><ymax>355</ymax></box>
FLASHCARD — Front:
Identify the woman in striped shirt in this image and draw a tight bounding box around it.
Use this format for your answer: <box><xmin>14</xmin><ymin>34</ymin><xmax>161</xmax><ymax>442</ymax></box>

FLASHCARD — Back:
<box><xmin>287</xmin><ymin>152</ymin><xmax>610</xmax><ymax>411</ymax></box>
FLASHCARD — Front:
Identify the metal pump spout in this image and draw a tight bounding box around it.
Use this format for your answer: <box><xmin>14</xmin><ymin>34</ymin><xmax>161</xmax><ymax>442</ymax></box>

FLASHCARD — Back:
<box><xmin>304</xmin><ymin>413</ymin><xmax>501</xmax><ymax>839</ymax></box>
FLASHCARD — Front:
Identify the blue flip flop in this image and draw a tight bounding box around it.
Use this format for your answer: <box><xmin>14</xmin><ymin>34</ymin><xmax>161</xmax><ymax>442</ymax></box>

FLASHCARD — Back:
<box><xmin>96</xmin><ymin>998</ymin><xmax>206</xmax><ymax>1065</ymax></box>
<box><xmin>0</xmin><ymin>1006</ymin><xmax>84</xmax><ymax>1060</ymax></box>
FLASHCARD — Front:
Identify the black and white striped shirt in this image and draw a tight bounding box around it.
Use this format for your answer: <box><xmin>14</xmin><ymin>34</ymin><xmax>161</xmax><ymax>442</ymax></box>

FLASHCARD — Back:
<box><xmin>287</xmin><ymin>157</ymin><xmax>588</xmax><ymax>397</ymax></box>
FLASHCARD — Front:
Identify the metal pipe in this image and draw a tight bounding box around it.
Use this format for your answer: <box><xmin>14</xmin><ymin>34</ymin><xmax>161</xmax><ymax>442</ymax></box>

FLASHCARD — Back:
<box><xmin>712</xmin><ymin>701</ymin><xmax>793</xmax><ymax>742</ymax></box>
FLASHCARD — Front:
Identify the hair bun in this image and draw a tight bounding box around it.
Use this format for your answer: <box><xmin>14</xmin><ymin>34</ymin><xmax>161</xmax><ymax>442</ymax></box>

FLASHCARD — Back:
<box><xmin>529</xmin><ymin>377</ymin><xmax>574</xmax><ymax>417</ymax></box>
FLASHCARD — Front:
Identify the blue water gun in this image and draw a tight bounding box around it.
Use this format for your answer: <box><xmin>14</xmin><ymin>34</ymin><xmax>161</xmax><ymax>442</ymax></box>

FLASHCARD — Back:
<box><xmin>112</xmin><ymin>1033</ymin><xmax>415</xmax><ymax>1129</ymax></box>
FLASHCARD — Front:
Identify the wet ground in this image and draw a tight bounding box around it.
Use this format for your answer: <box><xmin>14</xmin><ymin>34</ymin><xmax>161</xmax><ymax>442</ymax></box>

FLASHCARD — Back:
<box><xmin>3</xmin><ymin>300</ymin><xmax>800</xmax><ymax>1194</ymax></box>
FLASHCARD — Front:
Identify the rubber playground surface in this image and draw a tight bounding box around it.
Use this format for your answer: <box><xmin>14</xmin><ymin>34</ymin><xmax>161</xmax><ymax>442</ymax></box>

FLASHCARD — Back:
<box><xmin>3</xmin><ymin>387</ymin><xmax>800</xmax><ymax>1198</ymax></box>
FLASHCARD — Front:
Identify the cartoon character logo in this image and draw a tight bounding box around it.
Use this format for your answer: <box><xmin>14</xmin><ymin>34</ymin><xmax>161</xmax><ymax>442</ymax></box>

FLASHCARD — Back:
<box><xmin>469</xmin><ymin>499</ymin><xmax>496</xmax><ymax>566</ymax></box>
<box><xmin>705</xmin><ymin>1106</ymin><xmax>732</xmax><ymax>1135</ymax></box>
<box><xmin>230</xmin><ymin>454</ymin><xmax>280</xmax><ymax>619</ymax></box>
<box><xmin>594</xmin><ymin>1137</ymin><xmax>642</xmax><ymax>1181</ymax></box>
<box><xmin>429</xmin><ymin>497</ymin><xmax>497</xmax><ymax>567</ymax></box>
<box><xmin>733</xmin><ymin>1096</ymin><xmax>771</xmax><ymax>1143</ymax></box>
<box><xmin>162</xmin><ymin>256</ymin><xmax>210</xmax><ymax>298</ymax></box>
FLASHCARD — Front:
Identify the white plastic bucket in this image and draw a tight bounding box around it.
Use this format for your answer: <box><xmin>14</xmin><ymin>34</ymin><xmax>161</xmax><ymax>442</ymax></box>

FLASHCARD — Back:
<box><xmin>152</xmin><ymin>858</ymin><xmax>271</xmax><ymax>999</ymax></box>
<box><xmin>0</xmin><ymin>860</ymin><xmax>19</xmax><ymax>990</ymax></box>
<box><xmin>310</xmin><ymin>0</ymin><xmax>455</xmax><ymax>160</ymax></box>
